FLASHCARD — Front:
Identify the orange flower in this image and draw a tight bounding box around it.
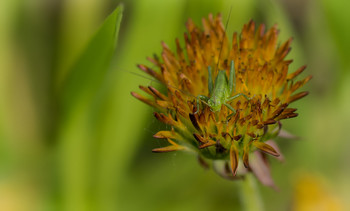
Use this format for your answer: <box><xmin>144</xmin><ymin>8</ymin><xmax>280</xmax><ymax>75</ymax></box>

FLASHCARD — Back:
<box><xmin>132</xmin><ymin>14</ymin><xmax>311</xmax><ymax>187</ymax></box>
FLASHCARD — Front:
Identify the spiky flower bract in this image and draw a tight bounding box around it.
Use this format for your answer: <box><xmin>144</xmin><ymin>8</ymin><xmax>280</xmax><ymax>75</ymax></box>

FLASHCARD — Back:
<box><xmin>132</xmin><ymin>14</ymin><xmax>311</xmax><ymax>186</ymax></box>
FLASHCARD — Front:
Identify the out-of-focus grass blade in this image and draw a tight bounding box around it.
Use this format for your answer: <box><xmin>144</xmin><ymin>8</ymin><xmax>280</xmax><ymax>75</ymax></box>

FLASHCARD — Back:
<box><xmin>57</xmin><ymin>0</ymin><xmax>106</xmax><ymax>83</ymax></box>
<box><xmin>0</xmin><ymin>0</ymin><xmax>15</xmax><ymax>162</ymax></box>
<box><xmin>59</xmin><ymin>5</ymin><xmax>123</xmax><ymax>112</ymax></box>
<box><xmin>94</xmin><ymin>0</ymin><xmax>187</xmax><ymax>209</ymax></box>
<box><xmin>321</xmin><ymin>0</ymin><xmax>350</xmax><ymax>71</ymax></box>
<box><xmin>56</xmin><ymin>5</ymin><xmax>123</xmax><ymax>210</ymax></box>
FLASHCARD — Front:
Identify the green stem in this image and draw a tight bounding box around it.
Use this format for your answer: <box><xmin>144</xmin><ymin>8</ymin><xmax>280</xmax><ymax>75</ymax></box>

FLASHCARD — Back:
<box><xmin>239</xmin><ymin>173</ymin><xmax>264</xmax><ymax>211</ymax></box>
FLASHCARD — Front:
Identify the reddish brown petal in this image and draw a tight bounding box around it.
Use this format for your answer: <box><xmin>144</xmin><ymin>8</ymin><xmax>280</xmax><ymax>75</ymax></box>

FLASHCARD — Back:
<box><xmin>287</xmin><ymin>65</ymin><xmax>307</xmax><ymax>80</ymax></box>
<box><xmin>256</xmin><ymin>124</ymin><xmax>264</xmax><ymax>129</ymax></box>
<box><xmin>137</xmin><ymin>64</ymin><xmax>163</xmax><ymax>82</ymax></box>
<box><xmin>287</xmin><ymin>91</ymin><xmax>309</xmax><ymax>103</ymax></box>
<box><xmin>230</xmin><ymin>144</ymin><xmax>239</xmax><ymax>176</ymax></box>
<box><xmin>276</xmin><ymin>113</ymin><xmax>298</xmax><ymax>120</ymax></box>
<box><xmin>153</xmin><ymin>131</ymin><xmax>175</xmax><ymax>139</ymax></box>
<box><xmin>253</xmin><ymin>141</ymin><xmax>280</xmax><ymax>157</ymax></box>
<box><xmin>276</xmin><ymin>38</ymin><xmax>292</xmax><ymax>61</ymax></box>
<box><xmin>152</xmin><ymin>139</ymin><xmax>184</xmax><ymax>153</ymax></box>
<box><xmin>147</xmin><ymin>55</ymin><xmax>161</xmax><ymax>67</ymax></box>
<box><xmin>193</xmin><ymin>134</ymin><xmax>216</xmax><ymax>148</ymax></box>
<box><xmin>139</xmin><ymin>85</ymin><xmax>155</xmax><ymax>97</ymax></box>
<box><xmin>131</xmin><ymin>92</ymin><xmax>157</xmax><ymax>108</ymax></box>
<box><xmin>154</xmin><ymin>112</ymin><xmax>180</xmax><ymax>127</ymax></box>
<box><xmin>283</xmin><ymin>108</ymin><xmax>297</xmax><ymax>113</ymax></box>
<box><xmin>251</xmin><ymin>120</ymin><xmax>259</xmax><ymax>126</ymax></box>
<box><xmin>265</xmin><ymin>140</ymin><xmax>285</xmax><ymax>162</ymax></box>
<box><xmin>148</xmin><ymin>86</ymin><xmax>167</xmax><ymax>100</ymax></box>
<box><xmin>290</xmin><ymin>75</ymin><xmax>312</xmax><ymax>93</ymax></box>
<box><xmin>263</xmin><ymin>119</ymin><xmax>276</xmax><ymax>125</ymax></box>
<box><xmin>270</xmin><ymin>98</ymin><xmax>281</xmax><ymax>107</ymax></box>
<box><xmin>199</xmin><ymin>140</ymin><xmax>216</xmax><ymax>149</ymax></box>
<box><xmin>152</xmin><ymin>145</ymin><xmax>184</xmax><ymax>153</ymax></box>
<box><xmin>243</xmin><ymin>149</ymin><xmax>250</xmax><ymax>168</ymax></box>
<box><xmin>234</xmin><ymin>135</ymin><xmax>242</xmax><ymax>141</ymax></box>
<box><xmin>247</xmin><ymin>132</ymin><xmax>256</xmax><ymax>138</ymax></box>
<box><xmin>156</xmin><ymin>100</ymin><xmax>171</xmax><ymax>108</ymax></box>
<box><xmin>271</xmin><ymin>103</ymin><xmax>288</xmax><ymax>119</ymax></box>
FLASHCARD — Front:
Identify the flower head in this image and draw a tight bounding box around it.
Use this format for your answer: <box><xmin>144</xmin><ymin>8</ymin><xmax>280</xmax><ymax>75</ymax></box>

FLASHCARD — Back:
<box><xmin>132</xmin><ymin>14</ymin><xmax>311</xmax><ymax>186</ymax></box>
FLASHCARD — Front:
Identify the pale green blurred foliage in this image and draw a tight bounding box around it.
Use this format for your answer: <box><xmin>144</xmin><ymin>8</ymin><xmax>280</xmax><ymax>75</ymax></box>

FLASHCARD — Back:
<box><xmin>0</xmin><ymin>0</ymin><xmax>349</xmax><ymax>210</ymax></box>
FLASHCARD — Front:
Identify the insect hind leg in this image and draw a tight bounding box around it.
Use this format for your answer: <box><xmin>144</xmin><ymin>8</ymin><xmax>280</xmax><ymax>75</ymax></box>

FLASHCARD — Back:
<box><xmin>226</xmin><ymin>93</ymin><xmax>250</xmax><ymax>102</ymax></box>
<box><xmin>194</xmin><ymin>95</ymin><xmax>210</xmax><ymax>114</ymax></box>
<box><xmin>224</xmin><ymin>103</ymin><xmax>236</xmax><ymax>113</ymax></box>
<box><xmin>224</xmin><ymin>103</ymin><xmax>237</xmax><ymax>119</ymax></box>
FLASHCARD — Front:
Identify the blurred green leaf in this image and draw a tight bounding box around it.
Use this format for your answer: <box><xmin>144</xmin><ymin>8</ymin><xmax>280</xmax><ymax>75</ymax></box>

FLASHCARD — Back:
<box><xmin>322</xmin><ymin>0</ymin><xmax>350</xmax><ymax>70</ymax></box>
<box><xmin>57</xmin><ymin>0</ymin><xmax>106</xmax><ymax>82</ymax></box>
<box><xmin>94</xmin><ymin>0</ymin><xmax>188</xmax><ymax>209</ymax></box>
<box><xmin>59</xmin><ymin>4</ymin><xmax>123</xmax><ymax>114</ymax></box>
<box><xmin>56</xmin><ymin>5</ymin><xmax>123</xmax><ymax>210</ymax></box>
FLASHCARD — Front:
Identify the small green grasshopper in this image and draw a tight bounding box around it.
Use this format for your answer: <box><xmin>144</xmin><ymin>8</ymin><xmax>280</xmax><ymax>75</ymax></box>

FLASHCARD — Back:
<box><xmin>195</xmin><ymin>60</ymin><xmax>250</xmax><ymax>114</ymax></box>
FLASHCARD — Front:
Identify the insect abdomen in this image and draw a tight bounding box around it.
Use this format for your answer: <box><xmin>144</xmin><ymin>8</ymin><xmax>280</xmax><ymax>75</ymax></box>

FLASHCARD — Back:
<box><xmin>212</xmin><ymin>71</ymin><xmax>228</xmax><ymax>98</ymax></box>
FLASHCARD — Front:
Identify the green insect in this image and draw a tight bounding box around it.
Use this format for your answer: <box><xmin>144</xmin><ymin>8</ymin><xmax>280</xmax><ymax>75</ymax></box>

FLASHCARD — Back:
<box><xmin>195</xmin><ymin>60</ymin><xmax>250</xmax><ymax>114</ymax></box>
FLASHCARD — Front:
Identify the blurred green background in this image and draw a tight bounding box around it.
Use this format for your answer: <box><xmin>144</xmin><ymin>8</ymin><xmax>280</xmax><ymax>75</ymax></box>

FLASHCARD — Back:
<box><xmin>0</xmin><ymin>0</ymin><xmax>349</xmax><ymax>210</ymax></box>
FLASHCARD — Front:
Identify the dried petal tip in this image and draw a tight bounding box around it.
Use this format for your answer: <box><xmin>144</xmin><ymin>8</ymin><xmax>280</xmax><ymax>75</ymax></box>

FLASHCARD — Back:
<box><xmin>230</xmin><ymin>144</ymin><xmax>239</xmax><ymax>176</ymax></box>
<box><xmin>153</xmin><ymin>131</ymin><xmax>175</xmax><ymax>139</ymax></box>
<box><xmin>131</xmin><ymin>92</ymin><xmax>155</xmax><ymax>107</ymax></box>
<box><xmin>243</xmin><ymin>150</ymin><xmax>250</xmax><ymax>169</ymax></box>
<box><xmin>287</xmin><ymin>91</ymin><xmax>309</xmax><ymax>103</ymax></box>
<box><xmin>253</xmin><ymin>142</ymin><xmax>280</xmax><ymax>157</ymax></box>
<box><xmin>152</xmin><ymin>139</ymin><xmax>184</xmax><ymax>153</ymax></box>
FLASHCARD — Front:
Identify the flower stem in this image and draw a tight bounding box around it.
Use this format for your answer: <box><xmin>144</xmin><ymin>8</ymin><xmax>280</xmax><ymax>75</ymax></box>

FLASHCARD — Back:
<box><xmin>239</xmin><ymin>173</ymin><xmax>264</xmax><ymax>211</ymax></box>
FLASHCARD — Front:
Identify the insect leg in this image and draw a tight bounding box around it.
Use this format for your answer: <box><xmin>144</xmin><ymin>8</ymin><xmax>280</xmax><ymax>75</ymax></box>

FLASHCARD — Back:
<box><xmin>208</xmin><ymin>66</ymin><xmax>213</xmax><ymax>95</ymax></box>
<box><xmin>226</xmin><ymin>93</ymin><xmax>250</xmax><ymax>102</ymax></box>
<box><xmin>194</xmin><ymin>95</ymin><xmax>210</xmax><ymax>114</ymax></box>
<box><xmin>224</xmin><ymin>103</ymin><xmax>236</xmax><ymax>114</ymax></box>
<box><xmin>228</xmin><ymin>60</ymin><xmax>235</xmax><ymax>94</ymax></box>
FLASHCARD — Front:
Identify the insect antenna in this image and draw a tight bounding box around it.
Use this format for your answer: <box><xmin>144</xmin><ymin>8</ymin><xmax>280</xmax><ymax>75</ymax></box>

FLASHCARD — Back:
<box><xmin>215</xmin><ymin>6</ymin><xmax>233</xmax><ymax>73</ymax></box>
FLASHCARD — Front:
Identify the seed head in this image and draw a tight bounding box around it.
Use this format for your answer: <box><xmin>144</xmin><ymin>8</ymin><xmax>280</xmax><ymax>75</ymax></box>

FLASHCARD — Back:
<box><xmin>132</xmin><ymin>14</ymin><xmax>311</xmax><ymax>187</ymax></box>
